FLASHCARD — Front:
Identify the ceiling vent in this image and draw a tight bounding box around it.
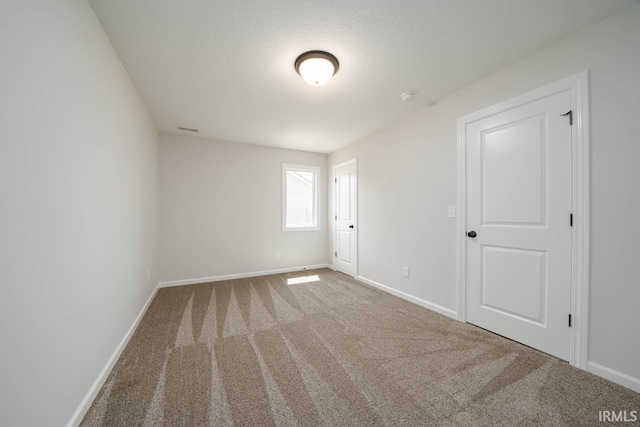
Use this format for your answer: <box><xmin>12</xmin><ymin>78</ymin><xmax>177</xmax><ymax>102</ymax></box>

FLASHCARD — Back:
<box><xmin>177</xmin><ymin>126</ymin><xmax>199</xmax><ymax>132</ymax></box>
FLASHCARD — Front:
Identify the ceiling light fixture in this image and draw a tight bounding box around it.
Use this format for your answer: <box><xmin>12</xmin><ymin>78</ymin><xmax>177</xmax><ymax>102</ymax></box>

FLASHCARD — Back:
<box><xmin>294</xmin><ymin>51</ymin><xmax>339</xmax><ymax>86</ymax></box>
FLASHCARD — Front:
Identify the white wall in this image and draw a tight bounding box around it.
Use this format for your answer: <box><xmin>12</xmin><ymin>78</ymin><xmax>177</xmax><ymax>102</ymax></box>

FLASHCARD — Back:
<box><xmin>0</xmin><ymin>1</ymin><xmax>159</xmax><ymax>426</ymax></box>
<box><xmin>329</xmin><ymin>4</ymin><xmax>640</xmax><ymax>384</ymax></box>
<box><xmin>159</xmin><ymin>134</ymin><xmax>328</xmax><ymax>283</ymax></box>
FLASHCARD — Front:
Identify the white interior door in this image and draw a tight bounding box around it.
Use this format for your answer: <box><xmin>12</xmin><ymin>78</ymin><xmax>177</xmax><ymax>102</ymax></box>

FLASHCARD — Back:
<box><xmin>334</xmin><ymin>160</ymin><xmax>357</xmax><ymax>277</ymax></box>
<box><xmin>465</xmin><ymin>90</ymin><xmax>572</xmax><ymax>360</ymax></box>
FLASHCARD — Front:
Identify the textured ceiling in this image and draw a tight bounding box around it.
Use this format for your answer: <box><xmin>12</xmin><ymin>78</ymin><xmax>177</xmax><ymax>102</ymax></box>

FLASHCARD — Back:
<box><xmin>89</xmin><ymin>0</ymin><xmax>635</xmax><ymax>153</ymax></box>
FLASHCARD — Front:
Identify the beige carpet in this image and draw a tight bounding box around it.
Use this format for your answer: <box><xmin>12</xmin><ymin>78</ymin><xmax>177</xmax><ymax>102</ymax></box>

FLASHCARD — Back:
<box><xmin>81</xmin><ymin>268</ymin><xmax>639</xmax><ymax>426</ymax></box>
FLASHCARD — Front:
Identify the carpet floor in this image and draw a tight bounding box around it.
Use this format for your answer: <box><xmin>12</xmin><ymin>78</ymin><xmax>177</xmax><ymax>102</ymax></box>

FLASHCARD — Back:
<box><xmin>81</xmin><ymin>268</ymin><xmax>639</xmax><ymax>426</ymax></box>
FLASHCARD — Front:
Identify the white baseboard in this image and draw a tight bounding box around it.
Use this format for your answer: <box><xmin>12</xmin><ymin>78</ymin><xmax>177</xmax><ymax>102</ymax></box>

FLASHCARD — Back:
<box><xmin>158</xmin><ymin>264</ymin><xmax>333</xmax><ymax>288</ymax></box>
<box><xmin>65</xmin><ymin>284</ymin><xmax>160</xmax><ymax>427</ymax></box>
<box><xmin>587</xmin><ymin>361</ymin><xmax>640</xmax><ymax>393</ymax></box>
<box><xmin>356</xmin><ymin>275</ymin><xmax>458</xmax><ymax>320</ymax></box>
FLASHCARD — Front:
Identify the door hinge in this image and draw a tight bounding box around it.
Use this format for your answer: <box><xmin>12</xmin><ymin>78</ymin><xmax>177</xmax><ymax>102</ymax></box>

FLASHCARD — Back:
<box><xmin>335</xmin><ymin>215</ymin><xmax>337</xmax><ymax>220</ymax></box>
<box><xmin>335</xmin><ymin>178</ymin><xmax>337</xmax><ymax>183</ymax></box>
<box><xmin>334</xmin><ymin>252</ymin><xmax>337</xmax><ymax>257</ymax></box>
<box><xmin>561</xmin><ymin>110</ymin><xmax>573</xmax><ymax>125</ymax></box>
<box><xmin>570</xmin><ymin>213</ymin><xmax>573</xmax><ymax>227</ymax></box>
<box><xmin>568</xmin><ymin>314</ymin><xmax>572</xmax><ymax>327</ymax></box>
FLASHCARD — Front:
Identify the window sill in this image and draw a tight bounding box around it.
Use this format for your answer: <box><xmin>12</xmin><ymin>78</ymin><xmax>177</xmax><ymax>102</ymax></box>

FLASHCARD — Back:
<box><xmin>282</xmin><ymin>227</ymin><xmax>321</xmax><ymax>232</ymax></box>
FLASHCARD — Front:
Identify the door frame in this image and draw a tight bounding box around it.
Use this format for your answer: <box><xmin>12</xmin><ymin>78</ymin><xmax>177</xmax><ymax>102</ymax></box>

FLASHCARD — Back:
<box><xmin>333</xmin><ymin>158</ymin><xmax>358</xmax><ymax>276</ymax></box>
<box><xmin>455</xmin><ymin>71</ymin><xmax>590</xmax><ymax>369</ymax></box>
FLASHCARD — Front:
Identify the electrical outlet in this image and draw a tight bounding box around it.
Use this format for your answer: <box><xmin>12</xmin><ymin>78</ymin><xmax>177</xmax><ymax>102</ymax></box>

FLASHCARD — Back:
<box><xmin>448</xmin><ymin>206</ymin><xmax>456</xmax><ymax>218</ymax></box>
<box><xmin>403</xmin><ymin>267</ymin><xmax>410</xmax><ymax>277</ymax></box>
<box><xmin>275</xmin><ymin>251</ymin><xmax>281</xmax><ymax>258</ymax></box>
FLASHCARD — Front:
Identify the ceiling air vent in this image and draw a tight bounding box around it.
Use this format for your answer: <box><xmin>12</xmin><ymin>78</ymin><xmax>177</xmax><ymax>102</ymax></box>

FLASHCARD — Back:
<box><xmin>177</xmin><ymin>126</ymin><xmax>199</xmax><ymax>132</ymax></box>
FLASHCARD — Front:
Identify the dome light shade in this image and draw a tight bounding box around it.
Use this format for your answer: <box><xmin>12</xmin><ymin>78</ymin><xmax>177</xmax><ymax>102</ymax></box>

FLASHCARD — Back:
<box><xmin>295</xmin><ymin>51</ymin><xmax>339</xmax><ymax>86</ymax></box>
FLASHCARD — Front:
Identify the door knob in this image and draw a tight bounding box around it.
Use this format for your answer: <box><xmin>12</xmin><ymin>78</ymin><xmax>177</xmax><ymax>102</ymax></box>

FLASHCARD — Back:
<box><xmin>349</xmin><ymin>225</ymin><xmax>354</xmax><ymax>228</ymax></box>
<box><xmin>467</xmin><ymin>231</ymin><xmax>477</xmax><ymax>238</ymax></box>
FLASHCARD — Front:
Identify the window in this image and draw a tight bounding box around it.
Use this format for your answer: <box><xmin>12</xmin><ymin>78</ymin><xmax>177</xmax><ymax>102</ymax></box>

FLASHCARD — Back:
<box><xmin>282</xmin><ymin>163</ymin><xmax>319</xmax><ymax>231</ymax></box>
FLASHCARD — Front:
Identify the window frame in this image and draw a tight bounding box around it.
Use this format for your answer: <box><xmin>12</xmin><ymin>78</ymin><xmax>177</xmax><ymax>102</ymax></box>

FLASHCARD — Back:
<box><xmin>282</xmin><ymin>163</ymin><xmax>320</xmax><ymax>232</ymax></box>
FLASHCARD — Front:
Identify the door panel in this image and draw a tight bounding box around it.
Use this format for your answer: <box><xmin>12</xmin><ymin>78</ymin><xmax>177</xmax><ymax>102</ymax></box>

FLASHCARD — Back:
<box><xmin>338</xmin><ymin>231</ymin><xmax>351</xmax><ymax>263</ymax></box>
<box><xmin>338</xmin><ymin>174</ymin><xmax>351</xmax><ymax>219</ymax></box>
<box><xmin>466</xmin><ymin>90</ymin><xmax>572</xmax><ymax>360</ymax></box>
<box><xmin>335</xmin><ymin>161</ymin><xmax>357</xmax><ymax>277</ymax></box>
<box><xmin>482</xmin><ymin>115</ymin><xmax>546</xmax><ymax>226</ymax></box>
<box><xmin>482</xmin><ymin>246</ymin><xmax>547</xmax><ymax>324</ymax></box>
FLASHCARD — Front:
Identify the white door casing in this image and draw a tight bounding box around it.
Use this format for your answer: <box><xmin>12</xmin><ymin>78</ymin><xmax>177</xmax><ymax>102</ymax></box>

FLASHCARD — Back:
<box><xmin>457</xmin><ymin>72</ymin><xmax>590</xmax><ymax>368</ymax></box>
<box><xmin>334</xmin><ymin>159</ymin><xmax>357</xmax><ymax>277</ymax></box>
